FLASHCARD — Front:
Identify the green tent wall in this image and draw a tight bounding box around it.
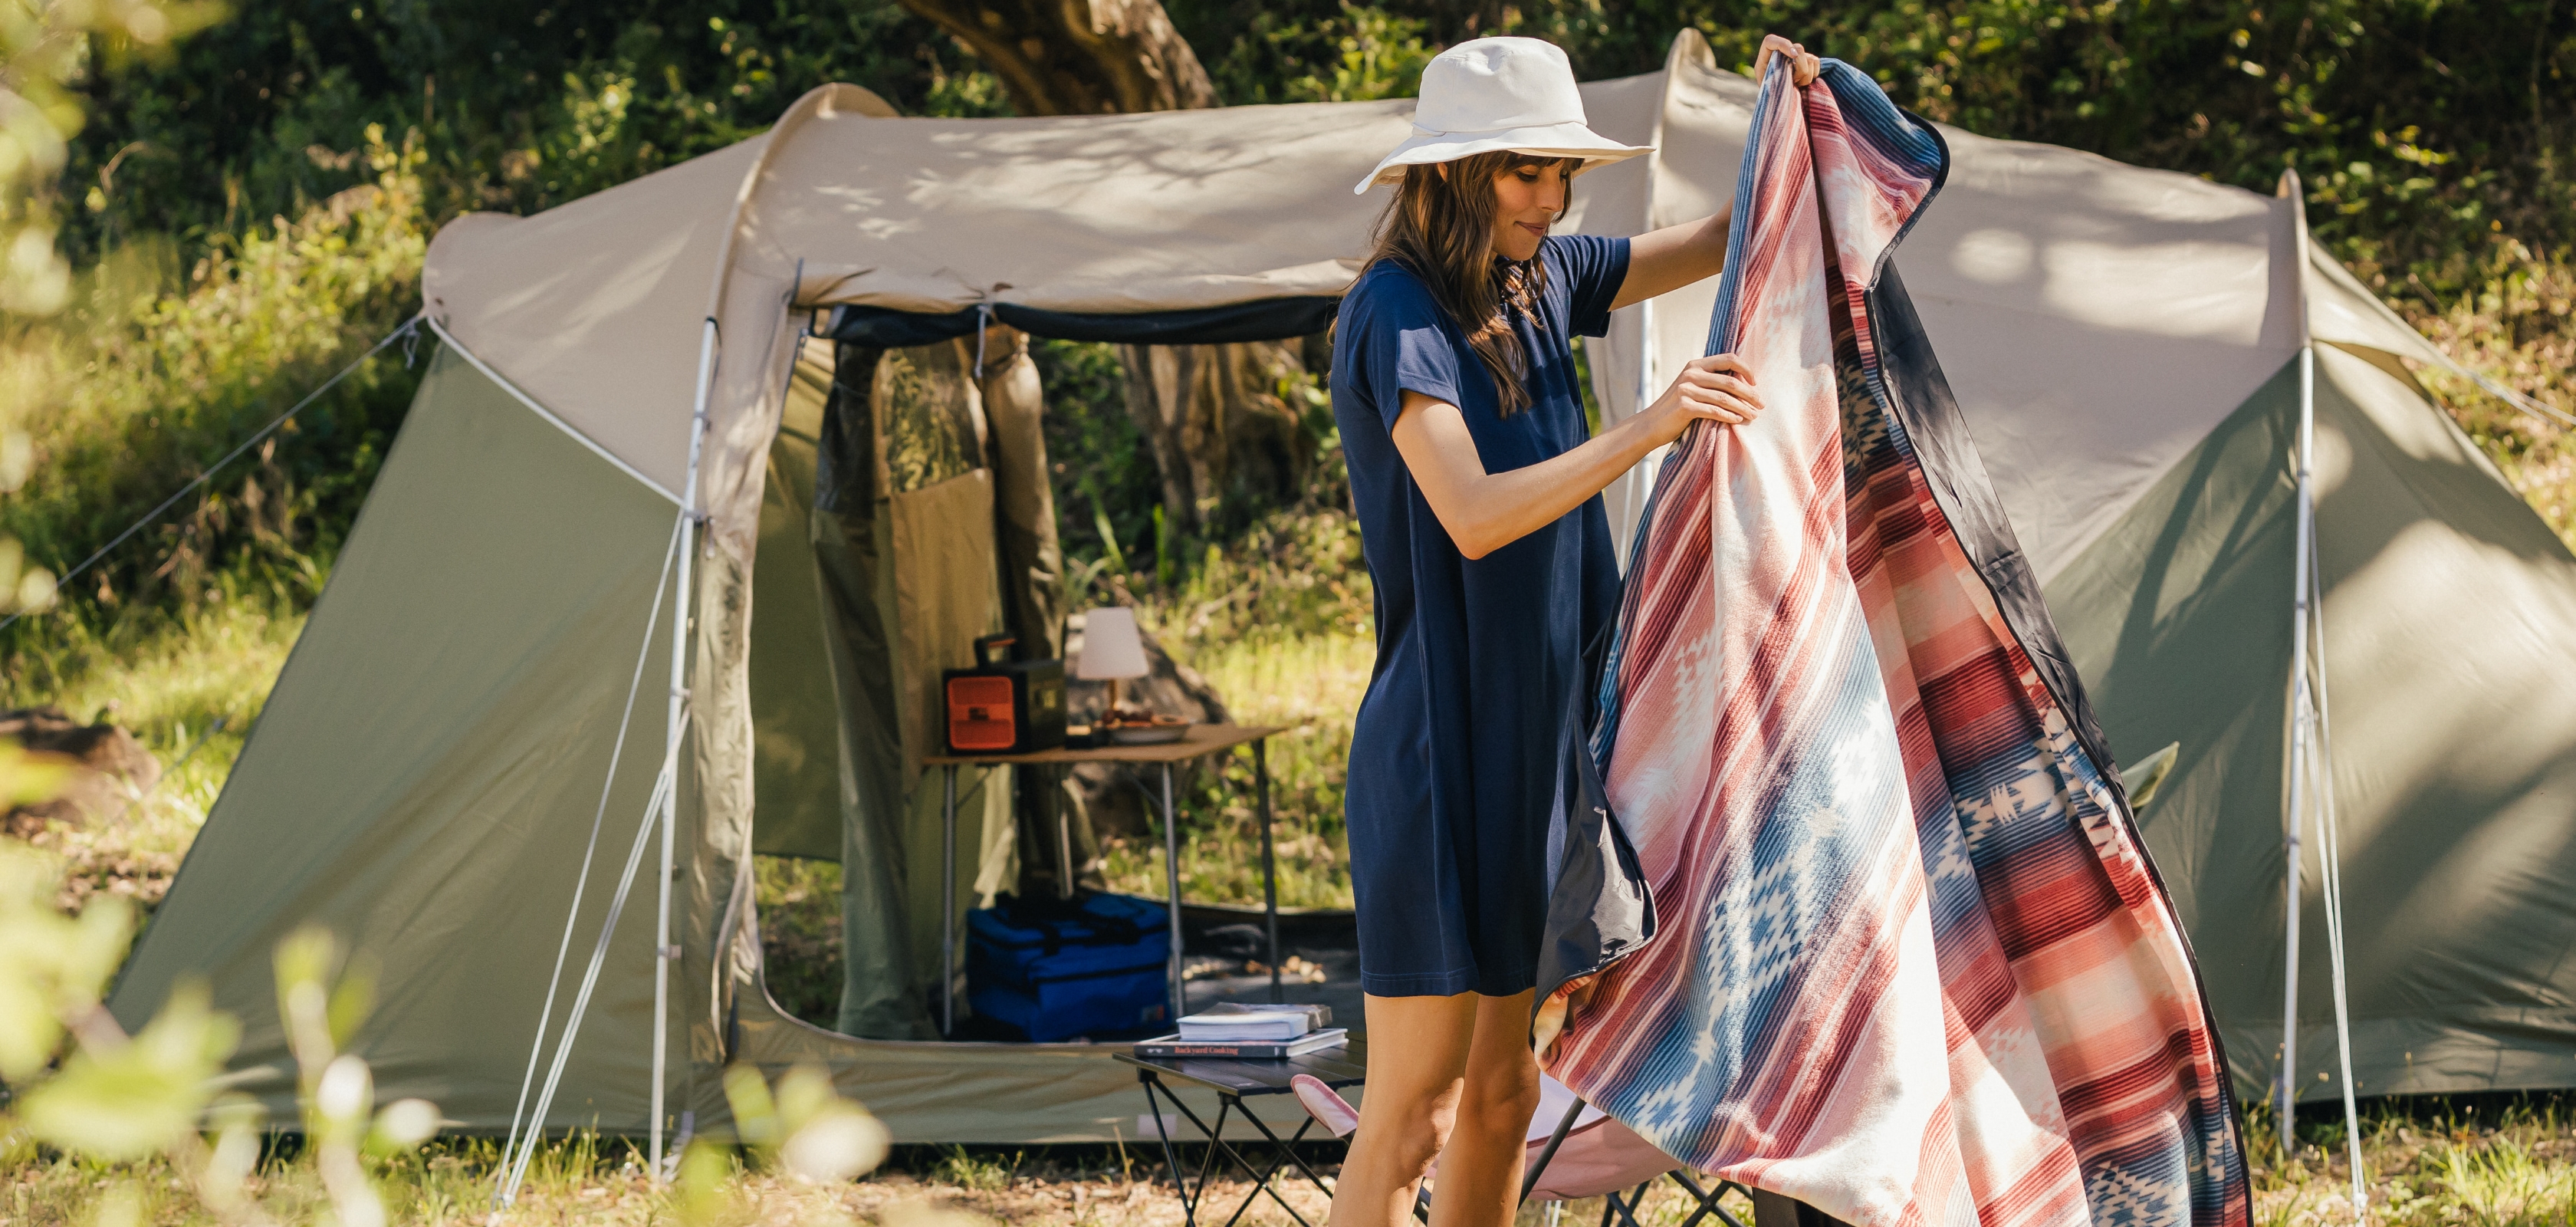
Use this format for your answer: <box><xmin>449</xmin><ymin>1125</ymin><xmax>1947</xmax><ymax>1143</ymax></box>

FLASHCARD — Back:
<box><xmin>2050</xmin><ymin>343</ymin><xmax>2576</xmax><ymax>1099</ymax></box>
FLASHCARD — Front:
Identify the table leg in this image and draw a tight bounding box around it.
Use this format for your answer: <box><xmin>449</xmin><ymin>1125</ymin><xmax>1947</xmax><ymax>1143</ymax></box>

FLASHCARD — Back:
<box><xmin>1140</xmin><ymin>1074</ymin><xmax>1198</xmax><ymax>1227</ymax></box>
<box><xmin>1161</xmin><ymin>762</ymin><xmax>1183</xmax><ymax>1021</ymax></box>
<box><xmin>1255</xmin><ymin>739</ymin><xmax>1280</xmax><ymax>1004</ymax></box>
<box><xmin>1056</xmin><ymin>764</ymin><xmax>1076</xmax><ymax>900</ymax></box>
<box><xmin>941</xmin><ymin>764</ymin><xmax>958</xmax><ymax>1036</ymax></box>
<box><xmin>1222</xmin><ymin>1104</ymin><xmax>1328</xmax><ymax>1227</ymax></box>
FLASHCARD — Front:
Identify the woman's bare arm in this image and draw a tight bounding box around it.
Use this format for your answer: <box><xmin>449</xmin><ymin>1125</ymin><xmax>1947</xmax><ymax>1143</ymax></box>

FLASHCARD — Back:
<box><xmin>1389</xmin><ymin>354</ymin><xmax>1765</xmax><ymax>560</ymax></box>
<box><xmin>1608</xmin><ymin>37</ymin><xmax>1822</xmax><ymax>312</ymax></box>
<box><xmin>1611</xmin><ymin>207</ymin><xmax>1733</xmax><ymax>311</ymax></box>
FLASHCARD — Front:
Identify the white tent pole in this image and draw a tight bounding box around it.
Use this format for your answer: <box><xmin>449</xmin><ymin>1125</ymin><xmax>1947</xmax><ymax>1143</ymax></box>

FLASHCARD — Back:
<box><xmin>652</xmin><ymin>315</ymin><xmax>717</xmax><ymax>1180</ymax></box>
<box><xmin>2309</xmin><ymin>543</ymin><xmax>2367</xmax><ymax>1209</ymax></box>
<box><xmin>636</xmin><ymin>83</ymin><xmax>859</xmax><ymax>1176</ymax></box>
<box><xmin>2281</xmin><ymin>346</ymin><xmax>2313</xmax><ymax>1146</ymax></box>
<box><xmin>2276</xmin><ymin>169</ymin><xmax>2313</xmax><ymax>1150</ymax></box>
<box><xmin>492</xmin><ymin>516</ymin><xmax>681</xmax><ymax>1206</ymax></box>
<box><xmin>498</xmin><ymin>758</ymin><xmax>680</xmax><ymax>1206</ymax></box>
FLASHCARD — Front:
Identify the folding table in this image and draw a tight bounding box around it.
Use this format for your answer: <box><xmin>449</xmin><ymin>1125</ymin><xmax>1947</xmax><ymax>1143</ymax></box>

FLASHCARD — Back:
<box><xmin>923</xmin><ymin>722</ymin><xmax>1292</xmax><ymax>1034</ymax></box>
<box><xmin>1115</xmin><ymin>1037</ymin><xmax>1365</xmax><ymax>1227</ymax></box>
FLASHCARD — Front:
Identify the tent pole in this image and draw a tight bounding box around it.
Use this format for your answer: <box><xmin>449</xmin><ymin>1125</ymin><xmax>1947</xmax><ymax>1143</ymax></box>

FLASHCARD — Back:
<box><xmin>493</xmin><ymin>518</ymin><xmax>682</xmax><ymax>1207</ymax></box>
<box><xmin>2310</xmin><ymin>544</ymin><xmax>2367</xmax><ymax>1209</ymax></box>
<box><xmin>498</xmin><ymin>762</ymin><xmax>680</xmax><ymax>1206</ymax></box>
<box><xmin>653</xmin><ymin>315</ymin><xmax>717</xmax><ymax>1181</ymax></box>
<box><xmin>2275</xmin><ymin>168</ymin><xmax>2314</xmax><ymax>1154</ymax></box>
<box><xmin>2280</xmin><ymin>340</ymin><xmax>2314</xmax><ymax>1147</ymax></box>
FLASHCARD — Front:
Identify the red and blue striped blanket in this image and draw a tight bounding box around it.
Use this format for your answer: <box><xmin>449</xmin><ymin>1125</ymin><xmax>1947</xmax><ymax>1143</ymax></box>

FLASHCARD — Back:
<box><xmin>1535</xmin><ymin>58</ymin><xmax>2250</xmax><ymax>1227</ymax></box>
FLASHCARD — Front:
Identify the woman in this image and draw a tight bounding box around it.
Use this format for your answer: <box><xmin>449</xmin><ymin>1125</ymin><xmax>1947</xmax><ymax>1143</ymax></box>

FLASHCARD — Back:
<box><xmin>1328</xmin><ymin>32</ymin><xmax>1820</xmax><ymax>1227</ymax></box>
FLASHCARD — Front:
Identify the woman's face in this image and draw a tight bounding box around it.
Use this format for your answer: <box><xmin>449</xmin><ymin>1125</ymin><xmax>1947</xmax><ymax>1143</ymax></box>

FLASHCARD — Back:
<box><xmin>1488</xmin><ymin>160</ymin><xmax>1569</xmax><ymax>262</ymax></box>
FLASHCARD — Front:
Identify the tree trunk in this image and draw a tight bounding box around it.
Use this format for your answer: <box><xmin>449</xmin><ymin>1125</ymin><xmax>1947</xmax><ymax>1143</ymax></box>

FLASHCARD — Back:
<box><xmin>888</xmin><ymin>0</ymin><xmax>1214</xmax><ymax>115</ymax></box>
<box><xmin>1116</xmin><ymin>340</ymin><xmax>1310</xmax><ymax>532</ymax></box>
<box><xmin>900</xmin><ymin>0</ymin><xmax>1319</xmax><ymax>535</ymax></box>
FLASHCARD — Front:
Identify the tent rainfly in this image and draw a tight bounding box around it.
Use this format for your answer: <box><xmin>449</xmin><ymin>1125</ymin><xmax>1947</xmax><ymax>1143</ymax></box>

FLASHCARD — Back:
<box><xmin>109</xmin><ymin>29</ymin><xmax>2576</xmax><ymax>1153</ymax></box>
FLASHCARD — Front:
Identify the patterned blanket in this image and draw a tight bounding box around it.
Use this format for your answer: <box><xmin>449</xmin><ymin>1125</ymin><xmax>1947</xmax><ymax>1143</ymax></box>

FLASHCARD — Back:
<box><xmin>1535</xmin><ymin>58</ymin><xmax>2250</xmax><ymax>1227</ymax></box>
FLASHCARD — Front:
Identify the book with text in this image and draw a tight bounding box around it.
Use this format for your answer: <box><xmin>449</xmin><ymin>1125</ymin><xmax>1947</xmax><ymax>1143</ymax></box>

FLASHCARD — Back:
<box><xmin>1132</xmin><ymin>1028</ymin><xmax>1350</xmax><ymax>1060</ymax></box>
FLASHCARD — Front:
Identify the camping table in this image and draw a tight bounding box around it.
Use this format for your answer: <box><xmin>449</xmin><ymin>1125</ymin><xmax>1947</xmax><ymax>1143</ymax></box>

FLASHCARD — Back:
<box><xmin>925</xmin><ymin>723</ymin><xmax>1293</xmax><ymax>1035</ymax></box>
<box><xmin>1114</xmin><ymin>1037</ymin><xmax>1365</xmax><ymax>1227</ymax></box>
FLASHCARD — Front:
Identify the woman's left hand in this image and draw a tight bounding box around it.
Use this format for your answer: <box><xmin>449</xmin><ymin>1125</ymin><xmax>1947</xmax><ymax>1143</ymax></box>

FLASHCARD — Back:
<box><xmin>1755</xmin><ymin>35</ymin><xmax>1822</xmax><ymax>87</ymax></box>
<box><xmin>1609</xmin><ymin>33</ymin><xmax>1819</xmax><ymax>311</ymax></box>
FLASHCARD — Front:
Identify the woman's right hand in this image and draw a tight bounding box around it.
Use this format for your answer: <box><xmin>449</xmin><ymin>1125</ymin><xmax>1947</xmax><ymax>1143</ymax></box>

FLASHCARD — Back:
<box><xmin>1641</xmin><ymin>353</ymin><xmax>1765</xmax><ymax>445</ymax></box>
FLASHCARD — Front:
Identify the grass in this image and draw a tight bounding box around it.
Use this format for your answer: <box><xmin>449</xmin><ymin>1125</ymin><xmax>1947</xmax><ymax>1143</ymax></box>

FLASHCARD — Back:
<box><xmin>756</xmin><ymin>856</ymin><xmax>848</xmax><ymax>1029</ymax></box>
<box><xmin>2407</xmin><ymin>251</ymin><xmax>2576</xmax><ymax>541</ymax></box>
<box><xmin>1094</xmin><ymin>630</ymin><xmax>1373</xmax><ymax>913</ymax></box>
<box><xmin>19</xmin><ymin>1097</ymin><xmax>2576</xmax><ymax>1225</ymax></box>
<box><xmin>0</xmin><ymin>1133</ymin><xmax>1345</xmax><ymax>1226</ymax></box>
<box><xmin>0</xmin><ymin>595</ymin><xmax>305</xmax><ymax>910</ymax></box>
<box><xmin>2248</xmin><ymin>1097</ymin><xmax>2576</xmax><ymax>1227</ymax></box>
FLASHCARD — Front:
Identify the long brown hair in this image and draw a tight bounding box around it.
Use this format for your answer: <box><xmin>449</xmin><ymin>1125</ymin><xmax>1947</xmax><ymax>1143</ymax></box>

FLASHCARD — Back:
<box><xmin>1362</xmin><ymin>151</ymin><xmax>1580</xmax><ymax>416</ymax></box>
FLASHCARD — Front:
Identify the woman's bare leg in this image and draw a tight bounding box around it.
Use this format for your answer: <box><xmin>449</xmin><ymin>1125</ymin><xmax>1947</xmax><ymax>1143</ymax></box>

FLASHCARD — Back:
<box><xmin>1425</xmin><ymin>990</ymin><xmax>1542</xmax><ymax>1227</ymax></box>
<box><xmin>1329</xmin><ymin>991</ymin><xmax>1543</xmax><ymax>1227</ymax></box>
<box><xmin>1331</xmin><ymin>992</ymin><xmax>1478</xmax><ymax>1227</ymax></box>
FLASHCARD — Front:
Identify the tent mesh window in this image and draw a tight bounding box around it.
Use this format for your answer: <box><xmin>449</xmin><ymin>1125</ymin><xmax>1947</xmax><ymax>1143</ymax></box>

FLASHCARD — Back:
<box><xmin>878</xmin><ymin>340</ymin><xmax>987</xmax><ymax>492</ymax></box>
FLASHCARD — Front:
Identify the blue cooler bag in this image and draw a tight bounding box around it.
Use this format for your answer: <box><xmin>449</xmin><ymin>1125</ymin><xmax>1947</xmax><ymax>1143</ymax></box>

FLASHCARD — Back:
<box><xmin>967</xmin><ymin>890</ymin><xmax>1171</xmax><ymax>1041</ymax></box>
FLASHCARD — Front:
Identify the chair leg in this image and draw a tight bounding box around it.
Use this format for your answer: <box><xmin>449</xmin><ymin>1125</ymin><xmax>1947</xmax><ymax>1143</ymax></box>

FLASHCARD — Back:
<box><xmin>1605</xmin><ymin>1181</ymin><xmax>1656</xmax><ymax>1227</ymax></box>
<box><xmin>1667</xmin><ymin>1171</ymin><xmax>1753</xmax><ymax>1227</ymax></box>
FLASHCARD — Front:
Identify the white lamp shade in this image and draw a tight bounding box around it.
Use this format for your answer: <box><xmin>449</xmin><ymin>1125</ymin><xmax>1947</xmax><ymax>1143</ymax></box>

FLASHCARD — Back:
<box><xmin>1076</xmin><ymin>607</ymin><xmax>1150</xmax><ymax>680</ymax></box>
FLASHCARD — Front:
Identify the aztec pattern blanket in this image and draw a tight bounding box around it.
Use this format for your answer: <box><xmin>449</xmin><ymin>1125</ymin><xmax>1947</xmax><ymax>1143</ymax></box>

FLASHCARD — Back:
<box><xmin>1535</xmin><ymin>58</ymin><xmax>2249</xmax><ymax>1227</ymax></box>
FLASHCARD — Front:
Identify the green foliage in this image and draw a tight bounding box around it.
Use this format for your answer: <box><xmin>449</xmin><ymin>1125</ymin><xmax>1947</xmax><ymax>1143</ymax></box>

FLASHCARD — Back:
<box><xmin>927</xmin><ymin>1144</ymin><xmax>1020</xmax><ymax>1192</ymax></box>
<box><xmin>1096</xmin><ymin>508</ymin><xmax>1372</xmax><ymax>909</ymax></box>
<box><xmin>665</xmin><ymin>1064</ymin><xmax>889</xmax><ymax>1223</ymax></box>
<box><xmin>2</xmin><ymin>123</ymin><xmax>429</xmax><ymax>670</ymax></box>
<box><xmin>752</xmin><ymin>855</ymin><xmax>844</xmax><ymax>1030</ymax></box>
<box><xmin>16</xmin><ymin>982</ymin><xmax>235</xmax><ymax>1162</ymax></box>
<box><xmin>2</xmin><ymin>787</ymin><xmax>452</xmax><ymax>1222</ymax></box>
<box><xmin>62</xmin><ymin>0</ymin><xmax>1013</xmax><ymax>268</ymax></box>
<box><xmin>2</xmin><ymin>0</ymin><xmax>227</xmax><ymax>625</ymax></box>
<box><xmin>0</xmin><ymin>0</ymin><xmax>223</xmax><ymax>317</ymax></box>
<box><xmin>1210</xmin><ymin>4</ymin><xmax>1438</xmax><ymax>104</ymax></box>
<box><xmin>0</xmin><ymin>840</ymin><xmax>137</xmax><ymax>1082</ymax></box>
<box><xmin>1033</xmin><ymin>340</ymin><xmax>1159</xmax><ymax>576</ymax></box>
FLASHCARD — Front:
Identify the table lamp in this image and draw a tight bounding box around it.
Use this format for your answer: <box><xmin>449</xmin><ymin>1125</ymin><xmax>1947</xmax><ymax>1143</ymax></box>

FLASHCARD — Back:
<box><xmin>1077</xmin><ymin>607</ymin><xmax>1150</xmax><ymax>720</ymax></box>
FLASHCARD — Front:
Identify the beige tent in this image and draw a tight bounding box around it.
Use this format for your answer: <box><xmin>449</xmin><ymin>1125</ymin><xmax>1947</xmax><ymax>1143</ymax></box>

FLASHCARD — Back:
<box><xmin>109</xmin><ymin>28</ymin><xmax>2576</xmax><ymax>1158</ymax></box>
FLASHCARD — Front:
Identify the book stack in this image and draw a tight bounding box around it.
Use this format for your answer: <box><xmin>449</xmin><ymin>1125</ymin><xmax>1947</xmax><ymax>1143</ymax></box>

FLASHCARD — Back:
<box><xmin>1133</xmin><ymin>1002</ymin><xmax>1349</xmax><ymax>1059</ymax></box>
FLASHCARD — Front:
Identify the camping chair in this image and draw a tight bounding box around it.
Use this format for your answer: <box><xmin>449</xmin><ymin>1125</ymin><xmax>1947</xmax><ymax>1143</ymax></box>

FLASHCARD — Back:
<box><xmin>1290</xmin><ymin>1074</ymin><xmax>1756</xmax><ymax>1227</ymax></box>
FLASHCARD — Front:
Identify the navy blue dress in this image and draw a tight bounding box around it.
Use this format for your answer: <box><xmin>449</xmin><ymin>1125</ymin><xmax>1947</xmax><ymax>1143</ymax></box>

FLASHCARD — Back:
<box><xmin>1332</xmin><ymin>234</ymin><xmax>1629</xmax><ymax>998</ymax></box>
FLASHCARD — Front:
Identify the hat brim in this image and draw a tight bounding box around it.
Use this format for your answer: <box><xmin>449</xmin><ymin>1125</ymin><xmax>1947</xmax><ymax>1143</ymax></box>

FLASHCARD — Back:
<box><xmin>1353</xmin><ymin>121</ymin><xmax>1651</xmax><ymax>194</ymax></box>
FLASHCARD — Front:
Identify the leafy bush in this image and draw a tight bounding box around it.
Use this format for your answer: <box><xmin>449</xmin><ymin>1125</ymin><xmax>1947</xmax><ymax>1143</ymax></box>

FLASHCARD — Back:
<box><xmin>1</xmin><ymin>126</ymin><xmax>430</xmax><ymax>681</ymax></box>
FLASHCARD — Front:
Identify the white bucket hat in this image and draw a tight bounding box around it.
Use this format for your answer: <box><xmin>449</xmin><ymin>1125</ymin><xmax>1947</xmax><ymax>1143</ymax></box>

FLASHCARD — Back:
<box><xmin>1353</xmin><ymin>36</ymin><xmax>1651</xmax><ymax>194</ymax></box>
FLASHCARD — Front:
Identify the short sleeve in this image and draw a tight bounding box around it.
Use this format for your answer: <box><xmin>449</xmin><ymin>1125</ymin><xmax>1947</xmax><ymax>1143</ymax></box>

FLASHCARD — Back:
<box><xmin>1349</xmin><ymin>274</ymin><xmax>1466</xmax><ymax>429</ymax></box>
<box><xmin>1545</xmin><ymin>235</ymin><xmax>1631</xmax><ymax>338</ymax></box>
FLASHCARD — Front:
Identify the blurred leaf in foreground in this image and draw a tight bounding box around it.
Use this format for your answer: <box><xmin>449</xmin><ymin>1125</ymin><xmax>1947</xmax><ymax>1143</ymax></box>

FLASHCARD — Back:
<box><xmin>18</xmin><ymin>979</ymin><xmax>236</xmax><ymax>1160</ymax></box>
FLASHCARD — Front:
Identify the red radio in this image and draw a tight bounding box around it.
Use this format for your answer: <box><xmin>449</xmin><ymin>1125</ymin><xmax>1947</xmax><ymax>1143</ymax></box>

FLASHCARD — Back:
<box><xmin>944</xmin><ymin>634</ymin><xmax>1066</xmax><ymax>755</ymax></box>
